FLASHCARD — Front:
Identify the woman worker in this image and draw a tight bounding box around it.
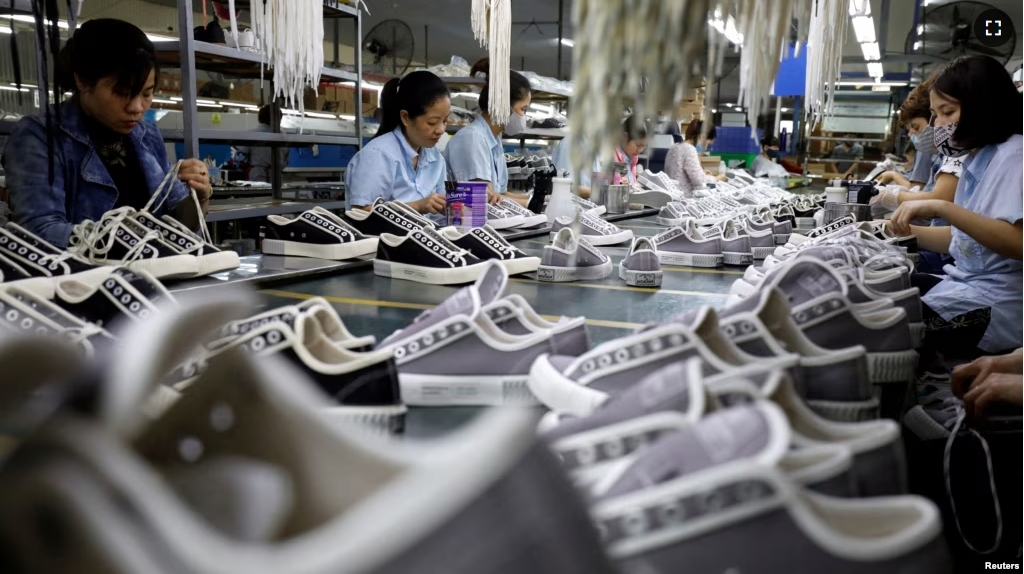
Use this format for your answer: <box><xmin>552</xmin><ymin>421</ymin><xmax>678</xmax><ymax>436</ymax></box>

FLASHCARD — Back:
<box><xmin>345</xmin><ymin>71</ymin><xmax>452</xmax><ymax>218</ymax></box>
<box><xmin>889</xmin><ymin>55</ymin><xmax>1023</xmax><ymax>359</ymax></box>
<box><xmin>444</xmin><ymin>70</ymin><xmax>532</xmax><ymax>206</ymax></box>
<box><xmin>2</xmin><ymin>19</ymin><xmax>211</xmax><ymax>248</ymax></box>
<box><xmin>750</xmin><ymin>136</ymin><xmax>789</xmax><ymax>177</ymax></box>
<box><xmin>664</xmin><ymin>119</ymin><xmax>727</xmax><ymax>197</ymax></box>
<box><xmin>550</xmin><ymin>114</ymin><xmax>651</xmax><ymax>197</ymax></box>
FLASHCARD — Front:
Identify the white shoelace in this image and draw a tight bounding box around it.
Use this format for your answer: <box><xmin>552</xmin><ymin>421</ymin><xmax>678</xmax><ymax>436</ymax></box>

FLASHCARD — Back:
<box><xmin>69</xmin><ymin>208</ymin><xmax>165</xmax><ymax>265</ymax></box>
<box><xmin>944</xmin><ymin>403</ymin><xmax>1003</xmax><ymax>554</ymax></box>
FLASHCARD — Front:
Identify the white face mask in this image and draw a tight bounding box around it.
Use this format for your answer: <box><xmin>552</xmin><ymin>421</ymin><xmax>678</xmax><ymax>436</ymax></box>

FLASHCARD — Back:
<box><xmin>933</xmin><ymin>120</ymin><xmax>969</xmax><ymax>158</ymax></box>
<box><xmin>504</xmin><ymin>110</ymin><xmax>528</xmax><ymax>136</ymax></box>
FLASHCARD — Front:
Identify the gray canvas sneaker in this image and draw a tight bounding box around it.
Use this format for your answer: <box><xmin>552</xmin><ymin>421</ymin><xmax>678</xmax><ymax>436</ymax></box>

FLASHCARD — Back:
<box><xmin>551</xmin><ymin>213</ymin><xmax>633</xmax><ymax>246</ymax></box>
<box><xmin>571</xmin><ymin>193</ymin><xmax>606</xmax><ymax>216</ymax></box>
<box><xmin>618</xmin><ymin>237</ymin><xmax>663</xmax><ymax>287</ymax></box>
<box><xmin>537</xmin><ymin>228</ymin><xmax>613</xmax><ymax>282</ymax></box>
<box><xmin>651</xmin><ymin>219</ymin><xmax>723</xmax><ymax>268</ymax></box>
<box><xmin>656</xmin><ymin>202</ymin><xmax>692</xmax><ymax>227</ymax></box>
<box><xmin>486</xmin><ymin>204</ymin><xmax>527</xmax><ymax>230</ymax></box>
<box><xmin>719</xmin><ymin>287</ymin><xmax>878</xmax><ymax>422</ymax></box>
<box><xmin>589</xmin><ymin>402</ymin><xmax>950</xmax><ymax>574</ymax></box>
<box><xmin>483</xmin><ymin>294</ymin><xmax>592</xmax><ymax>357</ymax></box>
<box><xmin>542</xmin><ymin>359</ymin><xmax>855</xmax><ymax>496</ymax></box>
<box><xmin>700</xmin><ymin>219</ymin><xmax>753</xmax><ymax>265</ymax></box>
<box><xmin>740</xmin><ymin>216</ymin><xmax>777</xmax><ymax>260</ymax></box>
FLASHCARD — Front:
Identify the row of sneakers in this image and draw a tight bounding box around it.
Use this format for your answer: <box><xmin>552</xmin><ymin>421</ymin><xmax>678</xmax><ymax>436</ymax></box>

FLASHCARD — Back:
<box><xmin>505</xmin><ymin>153</ymin><xmax>551</xmax><ymax>175</ymax></box>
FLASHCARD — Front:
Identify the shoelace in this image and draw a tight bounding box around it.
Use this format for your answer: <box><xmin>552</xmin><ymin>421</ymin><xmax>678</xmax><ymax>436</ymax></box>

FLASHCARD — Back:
<box><xmin>944</xmin><ymin>402</ymin><xmax>1003</xmax><ymax>555</ymax></box>
<box><xmin>480</xmin><ymin>227</ymin><xmax>519</xmax><ymax>256</ymax></box>
<box><xmin>69</xmin><ymin>208</ymin><xmax>166</xmax><ymax>265</ymax></box>
<box><xmin>421</xmin><ymin>228</ymin><xmax>472</xmax><ymax>259</ymax></box>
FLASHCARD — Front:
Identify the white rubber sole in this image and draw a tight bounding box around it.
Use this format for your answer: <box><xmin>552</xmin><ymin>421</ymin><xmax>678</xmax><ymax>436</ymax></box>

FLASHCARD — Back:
<box><xmin>796</xmin><ymin>217</ymin><xmax>816</xmax><ymax>228</ymax></box>
<box><xmin>125</xmin><ymin>255</ymin><xmax>199</xmax><ymax>280</ymax></box>
<box><xmin>774</xmin><ymin>233</ymin><xmax>791</xmax><ymax>245</ymax></box>
<box><xmin>752</xmin><ymin>246</ymin><xmax>775</xmax><ymax>260</ymax></box>
<box><xmin>586</xmin><ymin>206</ymin><xmax>607</xmax><ymax>216</ymax></box>
<box><xmin>618</xmin><ymin>263</ymin><xmax>663</xmax><ymax>287</ymax></box>
<box><xmin>631</xmin><ymin>191</ymin><xmax>673</xmax><ymax>208</ymax></box>
<box><xmin>3</xmin><ymin>276</ymin><xmax>58</xmax><ymax>299</ymax></box>
<box><xmin>552</xmin><ymin>229</ymin><xmax>633</xmax><ymax>246</ymax></box>
<box><xmin>323</xmin><ymin>403</ymin><xmax>407</xmax><ymax>434</ymax></box>
<box><xmin>909</xmin><ymin>323</ymin><xmax>924</xmax><ymax>348</ymax></box>
<box><xmin>527</xmin><ymin>354</ymin><xmax>608</xmax><ymax>416</ymax></box>
<box><xmin>867</xmin><ymin>350</ymin><xmax>919</xmax><ymax>383</ymax></box>
<box><xmin>723</xmin><ymin>251</ymin><xmax>754</xmax><ymax>266</ymax></box>
<box><xmin>658</xmin><ymin>251</ymin><xmax>723</xmax><ymax>268</ymax></box>
<box><xmin>373</xmin><ymin>259</ymin><xmax>490</xmax><ymax>285</ymax></box>
<box><xmin>807</xmin><ymin>397</ymin><xmax>881</xmax><ymax>423</ymax></box>
<box><xmin>197</xmin><ymin>250</ymin><xmax>242</xmax><ymax>276</ymax></box>
<box><xmin>488</xmin><ymin>217</ymin><xmax>527</xmax><ymax>230</ymax></box>
<box><xmin>511</xmin><ymin>214</ymin><xmax>549</xmax><ymax>228</ymax></box>
<box><xmin>500</xmin><ymin>256</ymin><xmax>541</xmax><ymax>276</ymax></box>
<box><xmin>398</xmin><ymin>373</ymin><xmax>538</xmax><ymax>406</ymax></box>
<box><xmin>261</xmin><ymin>238</ymin><xmax>379</xmax><ymax>261</ymax></box>
<box><xmin>656</xmin><ymin>216</ymin><xmax>684</xmax><ymax>227</ymax></box>
<box><xmin>537</xmin><ymin>259</ymin><xmax>613</xmax><ymax>282</ymax></box>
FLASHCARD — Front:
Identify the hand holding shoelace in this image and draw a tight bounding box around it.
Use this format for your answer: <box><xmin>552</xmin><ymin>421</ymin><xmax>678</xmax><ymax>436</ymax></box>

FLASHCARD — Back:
<box><xmin>959</xmin><ymin>373</ymin><xmax>1023</xmax><ymax>417</ymax></box>
<box><xmin>177</xmin><ymin>159</ymin><xmax>213</xmax><ymax>202</ymax></box>
<box><xmin>888</xmin><ymin>199</ymin><xmax>947</xmax><ymax>236</ymax></box>
<box><xmin>951</xmin><ymin>348</ymin><xmax>1024</xmax><ymax>400</ymax></box>
<box><xmin>487</xmin><ymin>189</ymin><xmax>503</xmax><ymax>205</ymax></box>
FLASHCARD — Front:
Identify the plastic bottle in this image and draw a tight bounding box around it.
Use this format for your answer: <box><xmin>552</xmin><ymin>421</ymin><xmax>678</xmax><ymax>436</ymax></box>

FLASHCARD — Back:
<box><xmin>545</xmin><ymin>177</ymin><xmax>576</xmax><ymax>223</ymax></box>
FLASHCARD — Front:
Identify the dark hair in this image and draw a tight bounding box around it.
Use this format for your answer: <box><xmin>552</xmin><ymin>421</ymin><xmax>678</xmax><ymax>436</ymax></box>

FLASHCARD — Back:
<box><xmin>761</xmin><ymin>136</ymin><xmax>779</xmax><ymax>148</ymax></box>
<box><xmin>479</xmin><ymin>70</ymin><xmax>532</xmax><ymax>114</ymax></box>
<box><xmin>374</xmin><ymin>70</ymin><xmax>450</xmax><ymax>139</ymax></box>
<box><xmin>684</xmin><ymin>120</ymin><xmax>717</xmax><ymax>142</ymax></box>
<box><xmin>898</xmin><ymin>75</ymin><xmax>935</xmax><ymax>126</ymax></box>
<box><xmin>931</xmin><ymin>55</ymin><xmax>1023</xmax><ymax>149</ymax></box>
<box><xmin>258</xmin><ymin>103</ymin><xmax>282</xmax><ymax>126</ymax></box>
<box><xmin>60</xmin><ymin>19</ymin><xmax>158</xmax><ymax>98</ymax></box>
<box><xmin>622</xmin><ymin>114</ymin><xmax>650</xmax><ymax>141</ymax></box>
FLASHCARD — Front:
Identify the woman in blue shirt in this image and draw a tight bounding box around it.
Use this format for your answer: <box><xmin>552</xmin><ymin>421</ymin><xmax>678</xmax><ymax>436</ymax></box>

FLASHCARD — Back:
<box><xmin>889</xmin><ymin>55</ymin><xmax>1023</xmax><ymax>358</ymax></box>
<box><xmin>346</xmin><ymin>71</ymin><xmax>451</xmax><ymax>216</ymax></box>
<box><xmin>444</xmin><ymin>70</ymin><xmax>532</xmax><ymax>206</ymax></box>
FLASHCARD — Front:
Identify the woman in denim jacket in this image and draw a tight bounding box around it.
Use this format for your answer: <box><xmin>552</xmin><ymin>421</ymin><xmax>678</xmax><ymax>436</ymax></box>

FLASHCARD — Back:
<box><xmin>1</xmin><ymin>18</ymin><xmax>211</xmax><ymax>249</ymax></box>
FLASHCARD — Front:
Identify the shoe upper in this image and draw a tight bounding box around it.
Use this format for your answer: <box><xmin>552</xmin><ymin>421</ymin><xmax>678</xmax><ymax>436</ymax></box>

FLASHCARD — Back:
<box><xmin>542</xmin><ymin>229</ymin><xmax>609</xmax><ymax>269</ymax></box>
<box><xmin>653</xmin><ymin>221</ymin><xmax>722</xmax><ymax>255</ymax></box>
<box><xmin>622</xmin><ymin>238</ymin><xmax>660</xmax><ymax>272</ymax></box>
<box><xmin>266</xmin><ymin>210</ymin><xmax>369</xmax><ymax>246</ymax></box>
<box><xmin>376</xmin><ymin>228</ymin><xmax>482</xmax><ymax>269</ymax></box>
<box><xmin>343</xmin><ymin>201</ymin><xmax>424</xmax><ymax>237</ymax></box>
<box><xmin>54</xmin><ymin>267</ymin><xmax>173</xmax><ymax>331</ymax></box>
<box><xmin>1</xmin><ymin>223</ymin><xmax>97</xmax><ymax>276</ymax></box>
<box><xmin>442</xmin><ymin>225</ymin><xmax>532</xmax><ymax>261</ymax></box>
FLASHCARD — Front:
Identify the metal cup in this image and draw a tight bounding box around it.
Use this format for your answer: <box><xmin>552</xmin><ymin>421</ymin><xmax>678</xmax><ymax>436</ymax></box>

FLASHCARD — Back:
<box><xmin>603</xmin><ymin>185</ymin><xmax>633</xmax><ymax>214</ymax></box>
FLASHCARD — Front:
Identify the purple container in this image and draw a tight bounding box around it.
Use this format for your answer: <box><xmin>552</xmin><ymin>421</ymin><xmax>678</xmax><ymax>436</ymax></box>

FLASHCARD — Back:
<box><xmin>447</xmin><ymin>182</ymin><xmax>488</xmax><ymax>230</ymax></box>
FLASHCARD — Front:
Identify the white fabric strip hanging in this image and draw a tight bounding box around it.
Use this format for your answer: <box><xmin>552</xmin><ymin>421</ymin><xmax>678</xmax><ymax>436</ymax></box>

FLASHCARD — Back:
<box><xmin>803</xmin><ymin>0</ymin><xmax>848</xmax><ymax>128</ymax></box>
<box><xmin>471</xmin><ymin>0</ymin><xmax>512</xmax><ymax>124</ymax></box>
<box><xmin>251</xmin><ymin>0</ymin><xmax>325</xmax><ymax>116</ymax></box>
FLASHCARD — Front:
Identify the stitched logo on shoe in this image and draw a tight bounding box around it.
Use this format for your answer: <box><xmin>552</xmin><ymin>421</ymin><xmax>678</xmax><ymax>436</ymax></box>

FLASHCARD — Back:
<box><xmin>538</xmin><ymin>268</ymin><xmax>555</xmax><ymax>280</ymax></box>
<box><xmin>596</xmin><ymin>479</ymin><xmax>777</xmax><ymax>546</ymax></box>
<box><xmin>633</xmin><ymin>273</ymin><xmax>658</xmax><ymax>286</ymax></box>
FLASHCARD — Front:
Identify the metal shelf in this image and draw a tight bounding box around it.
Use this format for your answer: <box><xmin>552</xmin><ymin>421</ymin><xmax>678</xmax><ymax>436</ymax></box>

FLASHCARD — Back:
<box><xmin>161</xmin><ymin>129</ymin><xmax>360</xmax><ymax>146</ymax></box>
<box><xmin>205</xmin><ymin>198</ymin><xmax>348</xmax><ymax>222</ymax></box>
<box><xmin>446</xmin><ymin>125</ymin><xmax>566</xmax><ymax>141</ymax></box>
<box><xmin>152</xmin><ymin>40</ymin><xmax>357</xmax><ymax>83</ymax></box>
<box><xmin>441</xmin><ymin>76</ymin><xmax>570</xmax><ymax>103</ymax></box>
<box><xmin>230</xmin><ymin>0</ymin><xmax>360</xmax><ymax>18</ymax></box>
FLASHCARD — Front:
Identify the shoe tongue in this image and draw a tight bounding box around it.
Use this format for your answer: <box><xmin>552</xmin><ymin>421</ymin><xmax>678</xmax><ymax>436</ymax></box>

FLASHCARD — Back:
<box><xmin>664</xmin><ymin>306</ymin><xmax>717</xmax><ymax>339</ymax></box>
<box><xmin>545</xmin><ymin>359</ymin><xmax>705</xmax><ymax>442</ymax></box>
<box><xmin>720</xmin><ymin>286</ymin><xmax>770</xmax><ymax>319</ymax></box>
<box><xmin>163</xmin><ymin>455</ymin><xmax>294</xmax><ymax>542</ymax></box>
<box><xmin>597</xmin><ymin>403</ymin><xmax>784</xmax><ymax>499</ymax></box>
<box><xmin>767</xmin><ymin>260</ymin><xmax>845</xmax><ymax>306</ymax></box>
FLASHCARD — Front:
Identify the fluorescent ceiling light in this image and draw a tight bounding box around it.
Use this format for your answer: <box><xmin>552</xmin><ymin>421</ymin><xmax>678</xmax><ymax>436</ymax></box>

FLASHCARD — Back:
<box><xmin>0</xmin><ymin>26</ymin><xmax>11</xmax><ymax>34</ymax></box>
<box><xmin>708</xmin><ymin>15</ymin><xmax>744</xmax><ymax>46</ymax></box>
<box><xmin>867</xmin><ymin>62</ymin><xmax>884</xmax><ymax>78</ymax></box>
<box><xmin>711</xmin><ymin>108</ymin><xmax>717</xmax><ymax>113</ymax></box>
<box><xmin>530</xmin><ymin>103</ymin><xmax>557</xmax><ymax>115</ymax></box>
<box><xmin>170</xmin><ymin>96</ymin><xmax>183</xmax><ymax>102</ymax></box>
<box><xmin>916</xmin><ymin>24</ymin><xmax>924</xmax><ymax>36</ymax></box>
<box><xmin>146</xmin><ymin>33</ymin><xmax>177</xmax><ymax>42</ymax></box>
<box><xmin>913</xmin><ymin>40</ymin><xmax>922</xmax><ymax>51</ymax></box>
<box><xmin>781</xmin><ymin>107</ymin><xmax>791</xmax><ymax>112</ymax></box>
<box><xmin>860</xmin><ymin>42</ymin><xmax>880</xmax><ymax>61</ymax></box>
<box><xmin>560</xmin><ymin>38</ymin><xmax>574</xmax><ymax>47</ymax></box>
<box><xmin>196</xmin><ymin>102</ymin><xmax>222</xmax><ymax>108</ymax></box>
<box><xmin>218</xmin><ymin>100</ymin><xmax>260</xmax><ymax>109</ymax></box>
<box><xmin>452</xmin><ymin>91</ymin><xmax>479</xmax><ymax>99</ymax></box>
<box><xmin>724</xmin><ymin>103</ymin><xmax>735</xmax><ymax>107</ymax></box>
<box><xmin>151</xmin><ymin>98</ymin><xmax>177</xmax><ymax>104</ymax></box>
<box><xmin>0</xmin><ymin>14</ymin><xmax>69</xmax><ymax>28</ymax></box>
<box><xmin>837</xmin><ymin>80</ymin><xmax>907</xmax><ymax>86</ymax></box>
<box><xmin>339</xmin><ymin>114</ymin><xmax>356</xmax><ymax>121</ymax></box>
<box><xmin>848</xmin><ymin>0</ymin><xmax>870</xmax><ymax>16</ymax></box>
<box><xmin>852</xmin><ymin>16</ymin><xmax>876</xmax><ymax>43</ymax></box>
<box><xmin>0</xmin><ymin>85</ymin><xmax>29</xmax><ymax>92</ymax></box>
<box><xmin>196</xmin><ymin>99</ymin><xmax>218</xmax><ymax>105</ymax></box>
<box><xmin>304</xmin><ymin>111</ymin><xmax>337</xmax><ymax>119</ymax></box>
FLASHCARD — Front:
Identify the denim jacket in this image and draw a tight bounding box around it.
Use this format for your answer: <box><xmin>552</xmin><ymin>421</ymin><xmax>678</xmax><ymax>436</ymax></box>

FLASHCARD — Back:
<box><xmin>1</xmin><ymin>102</ymin><xmax>188</xmax><ymax>248</ymax></box>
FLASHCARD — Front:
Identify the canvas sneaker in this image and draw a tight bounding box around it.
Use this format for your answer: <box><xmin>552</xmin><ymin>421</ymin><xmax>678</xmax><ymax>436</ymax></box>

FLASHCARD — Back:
<box><xmin>741</xmin><ymin>216</ymin><xmax>778</xmax><ymax>260</ymax></box>
<box><xmin>384</xmin><ymin>200</ymin><xmax>439</xmax><ymax>230</ymax></box>
<box><xmin>630</xmin><ymin>188</ymin><xmax>675</xmax><ymax>208</ymax></box>
<box><xmin>261</xmin><ymin>209</ymin><xmax>378</xmax><ymax>261</ymax></box>
<box><xmin>0</xmin><ymin>284</ymin><xmax>114</xmax><ymax>357</ymax></box>
<box><xmin>483</xmin><ymin>294</ymin><xmax>591</xmax><ymax>356</ymax></box>
<box><xmin>588</xmin><ymin>402</ymin><xmax>948</xmax><ymax>574</ymax></box>
<box><xmin>571</xmin><ymin>193</ymin><xmax>606</xmax><ymax>216</ymax></box>
<box><xmin>719</xmin><ymin>287</ymin><xmax>877</xmax><ymax>422</ymax></box>
<box><xmin>341</xmin><ymin>200</ymin><xmax>425</xmax><ymax>237</ymax></box>
<box><xmin>374</xmin><ymin>227</ymin><xmax>490</xmax><ymax>285</ymax></box>
<box><xmin>651</xmin><ymin>219</ymin><xmax>723</xmax><ymax>267</ymax></box>
<box><xmin>128</xmin><ymin>209</ymin><xmax>240</xmax><ymax>276</ymax></box>
<box><xmin>68</xmin><ymin>209</ymin><xmax>199</xmax><ymax>280</ymax></box>
<box><xmin>53</xmin><ymin>267</ymin><xmax>174</xmax><ymax>331</ymax></box>
<box><xmin>439</xmin><ymin>225</ymin><xmax>541</xmax><ymax>275</ymax></box>
<box><xmin>177</xmin><ymin>310</ymin><xmax>406</xmax><ymax>432</ymax></box>
<box><xmin>0</xmin><ymin>223</ymin><xmax>107</xmax><ymax>296</ymax></box>
<box><xmin>498</xmin><ymin>198</ymin><xmax>547</xmax><ymax>228</ymax></box>
<box><xmin>618</xmin><ymin>237</ymin><xmax>662</xmax><ymax>287</ymax></box>
<box><xmin>485</xmin><ymin>204</ymin><xmax>527</xmax><ymax>230</ymax></box>
<box><xmin>655</xmin><ymin>202</ymin><xmax>692</xmax><ymax>227</ymax></box>
<box><xmin>210</xmin><ymin>297</ymin><xmax>376</xmax><ymax>352</ymax></box>
<box><xmin>376</xmin><ymin>262</ymin><xmax>556</xmax><ymax>406</ymax></box>
<box><xmin>551</xmin><ymin>213</ymin><xmax>633</xmax><ymax>246</ymax></box>
<box><xmin>700</xmin><ymin>219</ymin><xmax>753</xmax><ymax>265</ymax></box>
<box><xmin>537</xmin><ymin>228</ymin><xmax>613</xmax><ymax>282</ymax></box>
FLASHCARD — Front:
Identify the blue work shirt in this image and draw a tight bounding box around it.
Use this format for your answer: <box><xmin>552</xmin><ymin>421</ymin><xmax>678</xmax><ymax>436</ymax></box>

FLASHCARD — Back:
<box><xmin>923</xmin><ymin>134</ymin><xmax>1023</xmax><ymax>352</ymax></box>
<box><xmin>2</xmin><ymin>102</ymin><xmax>189</xmax><ymax>248</ymax></box>
<box><xmin>345</xmin><ymin>127</ymin><xmax>446</xmax><ymax>218</ymax></box>
<box><xmin>444</xmin><ymin>115</ymin><xmax>507</xmax><ymax>192</ymax></box>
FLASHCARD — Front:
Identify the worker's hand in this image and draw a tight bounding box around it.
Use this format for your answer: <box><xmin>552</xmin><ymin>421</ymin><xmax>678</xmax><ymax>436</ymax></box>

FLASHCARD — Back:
<box><xmin>487</xmin><ymin>189</ymin><xmax>503</xmax><ymax>205</ymax></box>
<box><xmin>178</xmin><ymin>159</ymin><xmax>213</xmax><ymax>202</ymax></box>
<box><xmin>888</xmin><ymin>199</ymin><xmax>946</xmax><ymax>236</ymax></box>
<box><xmin>952</xmin><ymin>349</ymin><xmax>1024</xmax><ymax>399</ymax></box>
<box><xmin>716</xmin><ymin>174</ymin><xmax>729</xmax><ymax>182</ymax></box>
<box><xmin>962</xmin><ymin>373</ymin><xmax>1023</xmax><ymax>417</ymax></box>
<box><xmin>411</xmin><ymin>194</ymin><xmax>447</xmax><ymax>215</ymax></box>
<box><xmin>868</xmin><ymin>187</ymin><xmax>901</xmax><ymax>211</ymax></box>
<box><xmin>876</xmin><ymin>170</ymin><xmax>907</xmax><ymax>186</ymax></box>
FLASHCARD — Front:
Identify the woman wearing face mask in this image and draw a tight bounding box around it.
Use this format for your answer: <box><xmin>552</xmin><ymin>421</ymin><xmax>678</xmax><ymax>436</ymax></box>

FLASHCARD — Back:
<box><xmin>2</xmin><ymin>19</ymin><xmax>211</xmax><ymax>249</ymax></box>
<box><xmin>888</xmin><ymin>55</ymin><xmax>1023</xmax><ymax>358</ymax></box>
<box><xmin>608</xmin><ymin>114</ymin><xmax>651</xmax><ymax>186</ymax></box>
<box><xmin>444</xmin><ymin>70</ymin><xmax>532</xmax><ymax>206</ymax></box>
<box><xmin>345</xmin><ymin>71</ymin><xmax>452</xmax><ymax>217</ymax></box>
<box><xmin>665</xmin><ymin>120</ymin><xmax>726</xmax><ymax>197</ymax></box>
<box><xmin>871</xmin><ymin>75</ymin><xmax>961</xmax><ymax>212</ymax></box>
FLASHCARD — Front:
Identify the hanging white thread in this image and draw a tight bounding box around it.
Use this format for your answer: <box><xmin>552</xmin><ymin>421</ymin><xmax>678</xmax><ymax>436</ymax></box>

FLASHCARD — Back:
<box><xmin>228</xmin><ymin>0</ymin><xmax>239</xmax><ymax>49</ymax></box>
<box><xmin>803</xmin><ymin>0</ymin><xmax>847</xmax><ymax>129</ymax></box>
<box><xmin>470</xmin><ymin>0</ymin><xmax>511</xmax><ymax>123</ymax></box>
<box><xmin>251</xmin><ymin>0</ymin><xmax>324</xmax><ymax>116</ymax></box>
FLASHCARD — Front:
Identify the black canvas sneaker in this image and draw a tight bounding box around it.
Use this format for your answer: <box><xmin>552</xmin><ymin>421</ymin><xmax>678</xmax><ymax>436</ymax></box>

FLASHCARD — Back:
<box><xmin>374</xmin><ymin>227</ymin><xmax>490</xmax><ymax>285</ymax></box>
<box><xmin>439</xmin><ymin>225</ymin><xmax>541</xmax><ymax>275</ymax></box>
<box><xmin>262</xmin><ymin>210</ymin><xmax>378</xmax><ymax>260</ymax></box>
<box><xmin>53</xmin><ymin>267</ymin><xmax>175</xmax><ymax>331</ymax></box>
<box><xmin>341</xmin><ymin>199</ymin><xmax>425</xmax><ymax>237</ymax></box>
<box><xmin>130</xmin><ymin>210</ymin><xmax>240</xmax><ymax>276</ymax></box>
<box><xmin>211</xmin><ymin>297</ymin><xmax>376</xmax><ymax>353</ymax></box>
<box><xmin>69</xmin><ymin>210</ymin><xmax>199</xmax><ymax>280</ymax></box>
<box><xmin>498</xmin><ymin>198</ymin><xmax>548</xmax><ymax>227</ymax></box>
<box><xmin>0</xmin><ymin>284</ymin><xmax>114</xmax><ymax>357</ymax></box>
<box><xmin>0</xmin><ymin>224</ymin><xmax>107</xmax><ymax>296</ymax></box>
<box><xmin>384</xmin><ymin>200</ymin><xmax>439</xmax><ymax>229</ymax></box>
